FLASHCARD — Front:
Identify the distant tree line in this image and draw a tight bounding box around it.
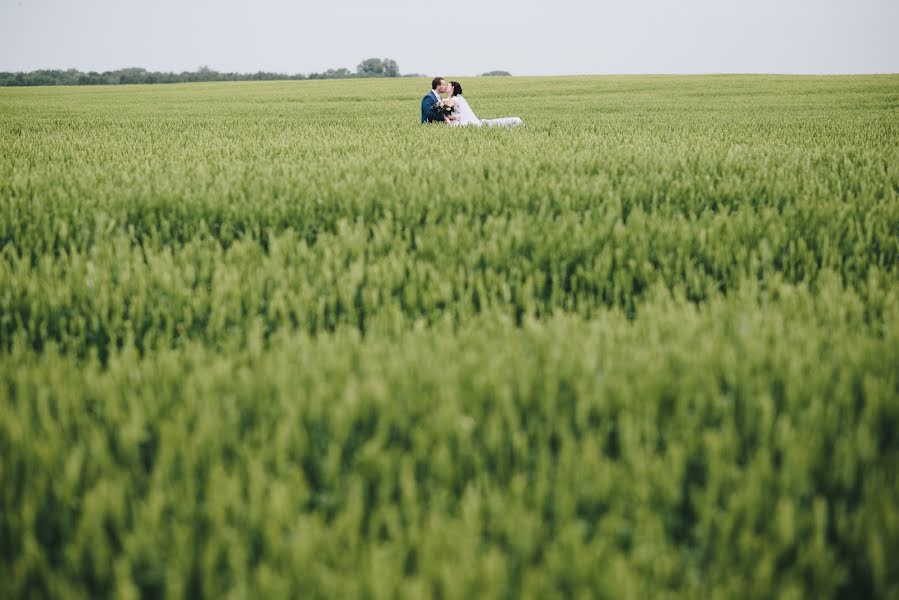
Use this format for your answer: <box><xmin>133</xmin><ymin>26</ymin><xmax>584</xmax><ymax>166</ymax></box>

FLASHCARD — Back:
<box><xmin>0</xmin><ymin>59</ymin><xmax>514</xmax><ymax>87</ymax></box>
<box><xmin>0</xmin><ymin>58</ymin><xmax>411</xmax><ymax>86</ymax></box>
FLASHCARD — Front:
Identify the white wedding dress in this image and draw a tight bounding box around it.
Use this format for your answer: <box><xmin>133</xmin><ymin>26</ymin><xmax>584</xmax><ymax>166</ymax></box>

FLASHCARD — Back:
<box><xmin>449</xmin><ymin>95</ymin><xmax>523</xmax><ymax>128</ymax></box>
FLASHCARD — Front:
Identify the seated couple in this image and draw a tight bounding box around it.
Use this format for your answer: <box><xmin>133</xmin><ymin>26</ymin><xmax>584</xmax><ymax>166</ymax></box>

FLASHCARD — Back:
<box><xmin>421</xmin><ymin>77</ymin><xmax>523</xmax><ymax>127</ymax></box>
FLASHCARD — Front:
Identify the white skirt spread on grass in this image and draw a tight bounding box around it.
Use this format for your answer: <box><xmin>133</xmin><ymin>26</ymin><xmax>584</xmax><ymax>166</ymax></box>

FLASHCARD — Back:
<box><xmin>450</xmin><ymin>95</ymin><xmax>523</xmax><ymax>128</ymax></box>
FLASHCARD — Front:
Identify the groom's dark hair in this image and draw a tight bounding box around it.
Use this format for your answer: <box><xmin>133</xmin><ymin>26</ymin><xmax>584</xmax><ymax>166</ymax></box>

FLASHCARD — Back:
<box><xmin>431</xmin><ymin>77</ymin><xmax>444</xmax><ymax>90</ymax></box>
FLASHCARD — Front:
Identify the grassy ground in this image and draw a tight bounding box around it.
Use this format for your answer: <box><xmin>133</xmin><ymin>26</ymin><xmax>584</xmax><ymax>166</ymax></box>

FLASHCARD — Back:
<box><xmin>1</xmin><ymin>75</ymin><xmax>898</xmax><ymax>598</ymax></box>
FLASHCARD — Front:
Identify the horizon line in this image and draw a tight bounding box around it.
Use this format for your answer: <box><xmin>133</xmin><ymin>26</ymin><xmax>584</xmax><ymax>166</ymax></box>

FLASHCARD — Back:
<box><xmin>2</xmin><ymin>66</ymin><xmax>898</xmax><ymax>78</ymax></box>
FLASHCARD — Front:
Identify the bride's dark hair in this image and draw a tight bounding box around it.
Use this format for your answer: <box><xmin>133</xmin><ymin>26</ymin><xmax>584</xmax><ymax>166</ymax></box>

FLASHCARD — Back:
<box><xmin>450</xmin><ymin>81</ymin><xmax>463</xmax><ymax>97</ymax></box>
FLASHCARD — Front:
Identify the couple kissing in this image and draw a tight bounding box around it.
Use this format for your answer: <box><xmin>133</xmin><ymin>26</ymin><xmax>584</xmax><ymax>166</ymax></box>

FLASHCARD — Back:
<box><xmin>420</xmin><ymin>76</ymin><xmax>522</xmax><ymax>128</ymax></box>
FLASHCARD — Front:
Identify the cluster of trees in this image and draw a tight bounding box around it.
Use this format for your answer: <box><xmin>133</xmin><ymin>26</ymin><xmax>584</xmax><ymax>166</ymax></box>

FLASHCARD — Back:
<box><xmin>309</xmin><ymin>58</ymin><xmax>401</xmax><ymax>80</ymax></box>
<box><xmin>0</xmin><ymin>58</ymin><xmax>408</xmax><ymax>87</ymax></box>
<box><xmin>481</xmin><ymin>70</ymin><xmax>512</xmax><ymax>76</ymax></box>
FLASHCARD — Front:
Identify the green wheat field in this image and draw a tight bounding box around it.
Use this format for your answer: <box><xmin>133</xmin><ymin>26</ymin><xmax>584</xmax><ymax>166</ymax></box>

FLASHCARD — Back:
<box><xmin>1</xmin><ymin>75</ymin><xmax>898</xmax><ymax>598</ymax></box>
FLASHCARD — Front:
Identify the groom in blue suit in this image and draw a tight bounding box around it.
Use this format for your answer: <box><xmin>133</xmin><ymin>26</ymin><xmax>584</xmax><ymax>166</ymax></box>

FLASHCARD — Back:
<box><xmin>421</xmin><ymin>77</ymin><xmax>450</xmax><ymax>124</ymax></box>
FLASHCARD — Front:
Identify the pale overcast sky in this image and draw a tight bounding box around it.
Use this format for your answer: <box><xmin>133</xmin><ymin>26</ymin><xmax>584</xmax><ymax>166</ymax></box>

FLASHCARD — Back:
<box><xmin>1</xmin><ymin>0</ymin><xmax>897</xmax><ymax>75</ymax></box>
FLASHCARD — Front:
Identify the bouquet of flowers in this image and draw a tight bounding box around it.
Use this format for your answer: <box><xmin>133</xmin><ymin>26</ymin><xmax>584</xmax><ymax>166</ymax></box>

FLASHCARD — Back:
<box><xmin>433</xmin><ymin>98</ymin><xmax>457</xmax><ymax>116</ymax></box>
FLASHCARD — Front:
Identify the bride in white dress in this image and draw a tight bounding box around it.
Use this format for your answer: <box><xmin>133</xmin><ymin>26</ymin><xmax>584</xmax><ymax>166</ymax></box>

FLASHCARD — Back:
<box><xmin>447</xmin><ymin>81</ymin><xmax>523</xmax><ymax>128</ymax></box>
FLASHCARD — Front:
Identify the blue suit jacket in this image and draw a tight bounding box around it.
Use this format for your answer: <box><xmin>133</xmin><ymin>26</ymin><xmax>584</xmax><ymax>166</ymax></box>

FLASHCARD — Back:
<box><xmin>421</xmin><ymin>92</ymin><xmax>445</xmax><ymax>124</ymax></box>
